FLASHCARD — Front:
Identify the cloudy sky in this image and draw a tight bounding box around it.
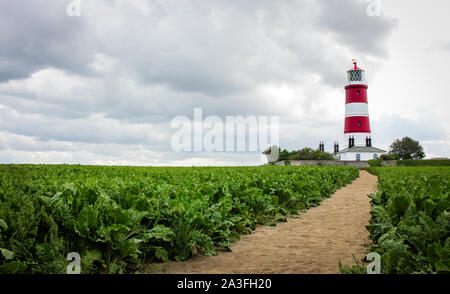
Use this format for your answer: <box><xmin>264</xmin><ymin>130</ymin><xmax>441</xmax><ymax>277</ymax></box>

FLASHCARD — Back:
<box><xmin>0</xmin><ymin>0</ymin><xmax>449</xmax><ymax>166</ymax></box>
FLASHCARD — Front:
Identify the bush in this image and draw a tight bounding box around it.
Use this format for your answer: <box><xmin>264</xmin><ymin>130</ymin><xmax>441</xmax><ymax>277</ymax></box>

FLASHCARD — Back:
<box><xmin>283</xmin><ymin>148</ymin><xmax>335</xmax><ymax>161</ymax></box>
<box><xmin>379</xmin><ymin>154</ymin><xmax>400</xmax><ymax>160</ymax></box>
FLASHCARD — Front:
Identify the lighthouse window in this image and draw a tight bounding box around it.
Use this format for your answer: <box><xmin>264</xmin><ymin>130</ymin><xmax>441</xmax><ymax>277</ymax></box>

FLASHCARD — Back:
<box><xmin>357</xmin><ymin>90</ymin><xmax>361</xmax><ymax>95</ymax></box>
<box><xmin>357</xmin><ymin>121</ymin><xmax>362</xmax><ymax>127</ymax></box>
<box><xmin>348</xmin><ymin>70</ymin><xmax>365</xmax><ymax>82</ymax></box>
<box><xmin>350</xmin><ymin>71</ymin><xmax>362</xmax><ymax>81</ymax></box>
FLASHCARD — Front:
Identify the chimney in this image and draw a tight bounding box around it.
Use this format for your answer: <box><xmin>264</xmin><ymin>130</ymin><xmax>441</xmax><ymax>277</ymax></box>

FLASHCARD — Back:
<box><xmin>349</xmin><ymin>136</ymin><xmax>355</xmax><ymax>148</ymax></box>
<box><xmin>319</xmin><ymin>142</ymin><xmax>325</xmax><ymax>152</ymax></box>
<box><xmin>334</xmin><ymin>142</ymin><xmax>340</xmax><ymax>154</ymax></box>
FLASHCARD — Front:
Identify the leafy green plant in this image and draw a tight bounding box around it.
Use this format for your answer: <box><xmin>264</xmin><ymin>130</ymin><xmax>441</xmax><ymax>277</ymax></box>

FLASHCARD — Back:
<box><xmin>0</xmin><ymin>164</ymin><xmax>359</xmax><ymax>273</ymax></box>
<box><xmin>366</xmin><ymin>167</ymin><xmax>450</xmax><ymax>273</ymax></box>
<box><xmin>338</xmin><ymin>255</ymin><xmax>367</xmax><ymax>274</ymax></box>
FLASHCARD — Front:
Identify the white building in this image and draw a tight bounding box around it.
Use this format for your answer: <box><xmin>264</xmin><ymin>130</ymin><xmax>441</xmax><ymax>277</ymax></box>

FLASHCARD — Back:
<box><xmin>336</xmin><ymin>145</ymin><xmax>387</xmax><ymax>161</ymax></box>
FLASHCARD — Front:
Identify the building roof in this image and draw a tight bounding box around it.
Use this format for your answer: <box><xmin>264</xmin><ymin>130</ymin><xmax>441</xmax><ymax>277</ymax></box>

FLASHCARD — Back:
<box><xmin>337</xmin><ymin>146</ymin><xmax>387</xmax><ymax>154</ymax></box>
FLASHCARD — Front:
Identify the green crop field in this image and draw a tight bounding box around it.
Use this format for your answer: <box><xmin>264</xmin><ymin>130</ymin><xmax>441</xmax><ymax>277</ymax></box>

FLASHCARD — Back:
<box><xmin>365</xmin><ymin>167</ymin><xmax>450</xmax><ymax>273</ymax></box>
<box><xmin>0</xmin><ymin>164</ymin><xmax>358</xmax><ymax>273</ymax></box>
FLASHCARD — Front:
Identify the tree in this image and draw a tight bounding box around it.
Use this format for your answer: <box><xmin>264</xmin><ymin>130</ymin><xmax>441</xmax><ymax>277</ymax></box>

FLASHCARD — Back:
<box><xmin>278</xmin><ymin>149</ymin><xmax>291</xmax><ymax>161</ymax></box>
<box><xmin>291</xmin><ymin>148</ymin><xmax>335</xmax><ymax>160</ymax></box>
<box><xmin>292</xmin><ymin>148</ymin><xmax>315</xmax><ymax>160</ymax></box>
<box><xmin>389</xmin><ymin>137</ymin><xmax>425</xmax><ymax>160</ymax></box>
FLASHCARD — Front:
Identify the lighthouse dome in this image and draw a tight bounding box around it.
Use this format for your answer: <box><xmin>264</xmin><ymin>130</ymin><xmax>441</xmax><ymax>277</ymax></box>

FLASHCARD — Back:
<box><xmin>347</xmin><ymin>61</ymin><xmax>367</xmax><ymax>85</ymax></box>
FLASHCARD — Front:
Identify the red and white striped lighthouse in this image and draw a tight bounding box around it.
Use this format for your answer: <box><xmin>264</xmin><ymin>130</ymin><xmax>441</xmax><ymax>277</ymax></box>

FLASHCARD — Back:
<box><xmin>344</xmin><ymin>60</ymin><xmax>371</xmax><ymax>146</ymax></box>
<box><xmin>335</xmin><ymin>60</ymin><xmax>386</xmax><ymax>161</ymax></box>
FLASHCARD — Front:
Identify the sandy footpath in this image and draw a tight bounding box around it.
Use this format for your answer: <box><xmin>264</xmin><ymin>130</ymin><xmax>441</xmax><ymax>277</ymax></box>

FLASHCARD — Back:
<box><xmin>152</xmin><ymin>170</ymin><xmax>378</xmax><ymax>274</ymax></box>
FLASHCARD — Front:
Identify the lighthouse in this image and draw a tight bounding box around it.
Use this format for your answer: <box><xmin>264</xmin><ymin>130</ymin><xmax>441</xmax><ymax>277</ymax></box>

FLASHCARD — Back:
<box><xmin>335</xmin><ymin>60</ymin><xmax>386</xmax><ymax>161</ymax></box>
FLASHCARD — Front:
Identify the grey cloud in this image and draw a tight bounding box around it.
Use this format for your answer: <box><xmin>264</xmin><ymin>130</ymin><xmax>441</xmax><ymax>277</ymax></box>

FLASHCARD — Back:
<box><xmin>83</xmin><ymin>0</ymin><xmax>395</xmax><ymax>96</ymax></box>
<box><xmin>374</xmin><ymin>115</ymin><xmax>446</xmax><ymax>142</ymax></box>
<box><xmin>0</xmin><ymin>105</ymin><xmax>170</xmax><ymax>147</ymax></box>
<box><xmin>438</xmin><ymin>41</ymin><xmax>450</xmax><ymax>51</ymax></box>
<box><xmin>0</xmin><ymin>0</ymin><xmax>92</xmax><ymax>82</ymax></box>
<box><xmin>0</xmin><ymin>0</ymin><xmax>402</xmax><ymax>164</ymax></box>
<box><xmin>0</xmin><ymin>131</ymin><xmax>76</xmax><ymax>152</ymax></box>
<box><xmin>317</xmin><ymin>0</ymin><xmax>398</xmax><ymax>57</ymax></box>
<box><xmin>0</xmin><ymin>0</ymin><xmax>397</xmax><ymax>100</ymax></box>
<box><xmin>370</xmin><ymin>115</ymin><xmax>449</xmax><ymax>156</ymax></box>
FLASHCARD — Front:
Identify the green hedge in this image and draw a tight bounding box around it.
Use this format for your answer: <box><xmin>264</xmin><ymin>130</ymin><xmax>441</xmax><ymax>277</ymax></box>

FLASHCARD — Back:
<box><xmin>368</xmin><ymin>159</ymin><xmax>450</xmax><ymax>167</ymax></box>
<box><xmin>368</xmin><ymin>159</ymin><xmax>382</xmax><ymax>167</ymax></box>
<box><xmin>397</xmin><ymin>160</ymin><xmax>450</xmax><ymax>167</ymax></box>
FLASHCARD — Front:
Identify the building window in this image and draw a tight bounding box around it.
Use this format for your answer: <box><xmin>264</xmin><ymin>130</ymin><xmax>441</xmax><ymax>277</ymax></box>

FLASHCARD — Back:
<box><xmin>373</xmin><ymin>154</ymin><xmax>378</xmax><ymax>159</ymax></box>
<box><xmin>356</xmin><ymin>154</ymin><xmax>361</xmax><ymax>161</ymax></box>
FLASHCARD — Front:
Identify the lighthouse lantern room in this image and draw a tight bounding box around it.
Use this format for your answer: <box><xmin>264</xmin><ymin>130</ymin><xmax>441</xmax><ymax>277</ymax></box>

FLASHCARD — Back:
<box><xmin>335</xmin><ymin>60</ymin><xmax>386</xmax><ymax>161</ymax></box>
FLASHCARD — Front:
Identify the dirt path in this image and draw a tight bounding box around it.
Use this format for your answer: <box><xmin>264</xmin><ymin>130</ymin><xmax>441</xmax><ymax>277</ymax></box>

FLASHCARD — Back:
<box><xmin>155</xmin><ymin>170</ymin><xmax>378</xmax><ymax>274</ymax></box>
